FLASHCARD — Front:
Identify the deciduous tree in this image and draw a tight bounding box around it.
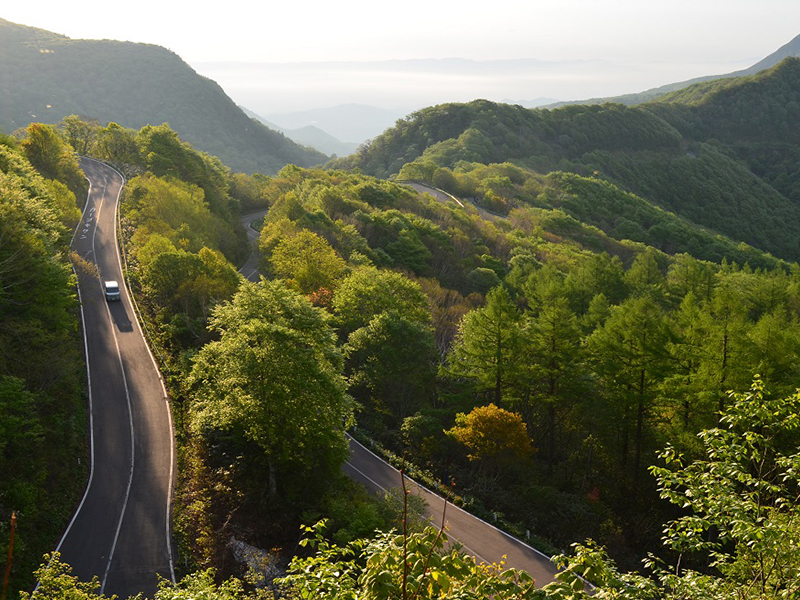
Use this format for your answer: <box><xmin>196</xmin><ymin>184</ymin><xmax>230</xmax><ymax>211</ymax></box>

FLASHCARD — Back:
<box><xmin>332</xmin><ymin>266</ymin><xmax>431</xmax><ymax>336</ymax></box>
<box><xmin>188</xmin><ymin>280</ymin><xmax>354</xmax><ymax>498</ymax></box>
<box><xmin>344</xmin><ymin>312</ymin><xmax>437</xmax><ymax>424</ymax></box>
<box><xmin>269</xmin><ymin>230</ymin><xmax>347</xmax><ymax>294</ymax></box>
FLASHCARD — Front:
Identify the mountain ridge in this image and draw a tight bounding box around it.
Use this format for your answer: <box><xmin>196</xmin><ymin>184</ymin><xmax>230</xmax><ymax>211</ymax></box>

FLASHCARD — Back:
<box><xmin>0</xmin><ymin>18</ymin><xmax>326</xmax><ymax>174</ymax></box>
<box><xmin>332</xmin><ymin>58</ymin><xmax>800</xmax><ymax>263</ymax></box>
<box><xmin>548</xmin><ymin>32</ymin><xmax>800</xmax><ymax>108</ymax></box>
<box><xmin>240</xmin><ymin>106</ymin><xmax>360</xmax><ymax>157</ymax></box>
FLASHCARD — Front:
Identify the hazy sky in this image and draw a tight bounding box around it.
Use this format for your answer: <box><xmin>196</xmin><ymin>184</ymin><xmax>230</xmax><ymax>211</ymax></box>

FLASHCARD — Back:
<box><xmin>5</xmin><ymin>1</ymin><xmax>800</xmax><ymax>113</ymax></box>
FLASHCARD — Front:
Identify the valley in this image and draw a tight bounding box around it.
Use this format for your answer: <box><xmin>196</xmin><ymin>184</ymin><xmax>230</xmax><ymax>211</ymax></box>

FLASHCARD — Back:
<box><xmin>2</xmin><ymin>14</ymin><xmax>800</xmax><ymax>600</ymax></box>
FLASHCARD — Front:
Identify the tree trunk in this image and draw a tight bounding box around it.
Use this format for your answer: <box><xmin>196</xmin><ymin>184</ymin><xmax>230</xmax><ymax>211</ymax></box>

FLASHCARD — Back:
<box><xmin>719</xmin><ymin>320</ymin><xmax>730</xmax><ymax>417</ymax></box>
<box><xmin>547</xmin><ymin>402</ymin><xmax>555</xmax><ymax>475</ymax></box>
<box><xmin>268</xmin><ymin>457</ymin><xmax>277</xmax><ymax>497</ymax></box>
<box><xmin>634</xmin><ymin>368</ymin><xmax>645</xmax><ymax>492</ymax></box>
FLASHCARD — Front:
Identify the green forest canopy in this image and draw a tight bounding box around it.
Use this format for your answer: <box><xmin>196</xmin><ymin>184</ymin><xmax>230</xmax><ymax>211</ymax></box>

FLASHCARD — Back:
<box><xmin>9</xmin><ymin>65</ymin><xmax>800</xmax><ymax>598</ymax></box>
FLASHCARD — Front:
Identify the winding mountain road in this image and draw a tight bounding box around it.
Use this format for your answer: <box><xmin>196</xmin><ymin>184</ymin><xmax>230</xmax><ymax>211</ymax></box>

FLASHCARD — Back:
<box><xmin>57</xmin><ymin>158</ymin><xmax>175</xmax><ymax>598</ymax></box>
<box><xmin>239</xmin><ymin>187</ymin><xmax>560</xmax><ymax>587</ymax></box>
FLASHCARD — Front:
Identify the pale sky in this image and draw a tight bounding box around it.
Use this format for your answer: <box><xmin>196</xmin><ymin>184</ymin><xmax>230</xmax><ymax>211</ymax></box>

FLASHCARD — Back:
<box><xmin>4</xmin><ymin>1</ymin><xmax>800</xmax><ymax>113</ymax></box>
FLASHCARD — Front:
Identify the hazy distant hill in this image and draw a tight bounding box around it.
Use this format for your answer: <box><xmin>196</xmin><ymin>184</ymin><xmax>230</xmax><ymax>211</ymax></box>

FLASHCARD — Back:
<box><xmin>0</xmin><ymin>18</ymin><xmax>326</xmax><ymax>174</ymax></box>
<box><xmin>334</xmin><ymin>58</ymin><xmax>800</xmax><ymax>262</ymax></box>
<box><xmin>240</xmin><ymin>107</ymin><xmax>359</xmax><ymax>157</ymax></box>
<box><xmin>264</xmin><ymin>104</ymin><xmax>410</xmax><ymax>144</ymax></box>
<box><xmin>550</xmin><ymin>33</ymin><xmax>800</xmax><ymax>108</ymax></box>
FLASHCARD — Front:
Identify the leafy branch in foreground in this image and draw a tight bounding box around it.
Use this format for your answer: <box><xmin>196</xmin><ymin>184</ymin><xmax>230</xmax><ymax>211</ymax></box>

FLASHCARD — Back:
<box><xmin>647</xmin><ymin>377</ymin><xmax>800</xmax><ymax>598</ymax></box>
<box><xmin>279</xmin><ymin>378</ymin><xmax>800</xmax><ymax>599</ymax></box>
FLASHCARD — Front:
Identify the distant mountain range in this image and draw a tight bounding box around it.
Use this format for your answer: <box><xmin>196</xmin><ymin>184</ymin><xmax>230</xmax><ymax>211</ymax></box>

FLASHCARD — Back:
<box><xmin>0</xmin><ymin>18</ymin><xmax>326</xmax><ymax>174</ymax></box>
<box><xmin>241</xmin><ymin>107</ymin><xmax>360</xmax><ymax>158</ymax></box>
<box><xmin>261</xmin><ymin>104</ymin><xmax>411</xmax><ymax>145</ymax></box>
<box><xmin>549</xmin><ymin>33</ymin><xmax>800</xmax><ymax>107</ymax></box>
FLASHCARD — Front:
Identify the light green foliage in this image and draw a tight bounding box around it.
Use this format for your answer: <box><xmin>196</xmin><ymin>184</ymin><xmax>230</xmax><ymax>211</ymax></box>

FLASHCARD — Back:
<box><xmin>142</xmin><ymin>247</ymin><xmax>240</xmax><ymax>322</ymax></box>
<box><xmin>137</xmin><ymin>124</ymin><xmax>232</xmax><ymax>218</ymax></box>
<box><xmin>153</xmin><ymin>569</ymin><xmax>253</xmax><ymax>600</ymax></box>
<box><xmin>665</xmin><ymin>253</ymin><xmax>716</xmax><ymax>303</ymax></box>
<box><xmin>623</xmin><ymin>248</ymin><xmax>666</xmax><ymax>299</ymax></box>
<box><xmin>692</xmin><ymin>273</ymin><xmax>757</xmax><ymax>413</ymax></box>
<box><xmin>44</xmin><ymin>178</ymin><xmax>82</xmax><ymax>231</ymax></box>
<box><xmin>125</xmin><ymin>174</ymin><xmax>230</xmax><ymax>255</ymax></box>
<box><xmin>339</xmin><ymin>66</ymin><xmax>800</xmax><ymax>264</ymax></box>
<box><xmin>59</xmin><ymin>115</ymin><xmax>100</xmax><ymax>156</ymax></box>
<box><xmin>333</xmin><ymin>266</ymin><xmax>431</xmax><ymax>336</ymax></box>
<box><xmin>95</xmin><ymin>122</ymin><xmax>141</xmax><ymax>167</ymax></box>
<box><xmin>188</xmin><ymin>280</ymin><xmax>354</xmax><ymax>497</ymax></box>
<box><xmin>19</xmin><ymin>122</ymin><xmax>85</xmax><ymax>198</ymax></box>
<box><xmin>20</xmin><ymin>554</ymin><xmax>107</xmax><ymax>600</ymax></box>
<box><xmin>258</xmin><ymin>217</ymin><xmax>298</xmax><ymax>266</ymax></box>
<box><xmin>649</xmin><ymin>379</ymin><xmax>800</xmax><ymax>598</ymax></box>
<box><xmin>122</xmin><ymin>172</ymin><xmax>244</xmax><ymax>339</ymax></box>
<box><xmin>269</xmin><ymin>230</ymin><xmax>347</xmax><ymax>294</ymax></box>
<box><xmin>280</xmin><ymin>521</ymin><xmax>541</xmax><ymax>600</ymax></box>
<box><xmin>23</xmin><ymin>556</ymin><xmax>261</xmax><ymax>600</ymax></box>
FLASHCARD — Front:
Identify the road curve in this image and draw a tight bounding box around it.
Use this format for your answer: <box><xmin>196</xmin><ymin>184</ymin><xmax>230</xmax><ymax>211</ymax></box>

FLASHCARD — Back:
<box><xmin>56</xmin><ymin>158</ymin><xmax>175</xmax><ymax>598</ymax></box>
<box><xmin>237</xmin><ymin>207</ymin><xmax>560</xmax><ymax>586</ymax></box>
<box><xmin>238</xmin><ymin>209</ymin><xmax>269</xmax><ymax>282</ymax></box>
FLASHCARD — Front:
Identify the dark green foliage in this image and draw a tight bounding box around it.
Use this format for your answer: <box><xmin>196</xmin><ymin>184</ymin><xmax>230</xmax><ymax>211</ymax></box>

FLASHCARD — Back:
<box><xmin>0</xmin><ymin>18</ymin><xmax>326</xmax><ymax>174</ymax></box>
<box><xmin>188</xmin><ymin>280</ymin><xmax>354</xmax><ymax>500</ymax></box>
<box><xmin>345</xmin><ymin>311</ymin><xmax>438</xmax><ymax>425</ymax></box>
<box><xmin>338</xmin><ymin>60</ymin><xmax>800</xmax><ymax>263</ymax></box>
<box><xmin>0</xmin><ymin>139</ymin><xmax>85</xmax><ymax>598</ymax></box>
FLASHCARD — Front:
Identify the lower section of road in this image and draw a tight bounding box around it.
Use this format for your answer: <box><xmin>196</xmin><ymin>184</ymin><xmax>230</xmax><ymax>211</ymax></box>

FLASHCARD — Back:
<box><xmin>344</xmin><ymin>436</ymin><xmax>560</xmax><ymax>587</ymax></box>
<box><xmin>57</xmin><ymin>158</ymin><xmax>175</xmax><ymax>599</ymax></box>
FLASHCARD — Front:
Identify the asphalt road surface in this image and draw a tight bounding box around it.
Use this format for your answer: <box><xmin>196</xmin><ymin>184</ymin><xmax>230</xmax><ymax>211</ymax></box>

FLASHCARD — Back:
<box><xmin>238</xmin><ymin>208</ymin><xmax>560</xmax><ymax>586</ymax></box>
<box><xmin>55</xmin><ymin>158</ymin><xmax>175</xmax><ymax>598</ymax></box>
<box><xmin>238</xmin><ymin>209</ymin><xmax>269</xmax><ymax>282</ymax></box>
<box><xmin>344</xmin><ymin>438</ymin><xmax>560</xmax><ymax>586</ymax></box>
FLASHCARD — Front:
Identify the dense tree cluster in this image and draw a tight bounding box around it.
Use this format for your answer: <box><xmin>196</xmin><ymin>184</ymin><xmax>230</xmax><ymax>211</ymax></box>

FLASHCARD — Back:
<box><xmin>223</xmin><ymin>163</ymin><xmax>800</xmax><ymax>573</ymax></box>
<box><xmin>12</xmin><ymin>56</ymin><xmax>800</xmax><ymax>597</ymax></box>
<box><xmin>334</xmin><ymin>58</ymin><xmax>800</xmax><ymax>263</ymax></box>
<box><xmin>0</xmin><ymin>128</ymin><xmax>86</xmax><ymax>595</ymax></box>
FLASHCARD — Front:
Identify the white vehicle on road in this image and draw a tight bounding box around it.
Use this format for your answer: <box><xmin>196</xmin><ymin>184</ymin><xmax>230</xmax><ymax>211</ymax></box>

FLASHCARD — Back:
<box><xmin>103</xmin><ymin>280</ymin><xmax>121</xmax><ymax>302</ymax></box>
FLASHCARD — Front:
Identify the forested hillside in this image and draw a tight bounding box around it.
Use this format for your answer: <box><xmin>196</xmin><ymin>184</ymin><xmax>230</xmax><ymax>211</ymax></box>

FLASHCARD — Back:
<box><xmin>22</xmin><ymin>114</ymin><xmax>800</xmax><ymax>599</ymax></box>
<box><xmin>3</xmin><ymin>10</ymin><xmax>800</xmax><ymax>600</ymax></box>
<box><xmin>333</xmin><ymin>58</ymin><xmax>800</xmax><ymax>263</ymax></box>
<box><xmin>0</xmin><ymin>127</ymin><xmax>87</xmax><ymax>596</ymax></box>
<box><xmin>0</xmin><ymin>19</ymin><xmax>326</xmax><ymax>174</ymax></box>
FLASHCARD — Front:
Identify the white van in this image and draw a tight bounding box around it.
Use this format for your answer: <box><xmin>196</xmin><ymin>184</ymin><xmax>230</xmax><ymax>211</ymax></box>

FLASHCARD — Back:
<box><xmin>103</xmin><ymin>280</ymin><xmax>121</xmax><ymax>302</ymax></box>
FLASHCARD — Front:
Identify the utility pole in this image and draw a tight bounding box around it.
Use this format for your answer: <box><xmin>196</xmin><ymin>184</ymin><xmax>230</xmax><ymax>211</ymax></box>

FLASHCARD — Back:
<box><xmin>1</xmin><ymin>512</ymin><xmax>16</xmax><ymax>600</ymax></box>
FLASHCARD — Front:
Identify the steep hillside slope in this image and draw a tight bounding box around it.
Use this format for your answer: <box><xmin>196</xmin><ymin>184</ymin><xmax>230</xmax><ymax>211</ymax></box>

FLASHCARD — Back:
<box><xmin>334</xmin><ymin>59</ymin><xmax>800</xmax><ymax>261</ymax></box>
<box><xmin>0</xmin><ymin>19</ymin><xmax>326</xmax><ymax>174</ymax></box>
